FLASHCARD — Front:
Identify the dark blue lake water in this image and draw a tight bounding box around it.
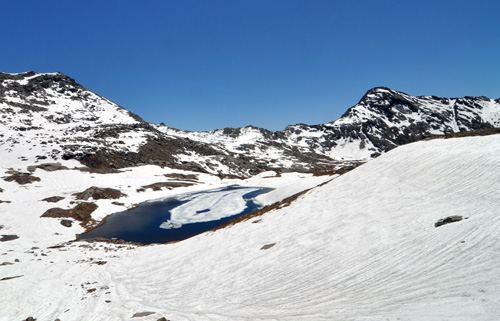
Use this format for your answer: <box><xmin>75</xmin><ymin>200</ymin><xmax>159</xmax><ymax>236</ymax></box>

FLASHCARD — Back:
<box><xmin>79</xmin><ymin>186</ymin><xmax>273</xmax><ymax>245</ymax></box>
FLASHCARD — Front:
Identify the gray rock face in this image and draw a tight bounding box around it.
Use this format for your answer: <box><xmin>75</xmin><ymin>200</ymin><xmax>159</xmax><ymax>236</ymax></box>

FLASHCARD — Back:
<box><xmin>1</xmin><ymin>72</ymin><xmax>499</xmax><ymax>177</ymax></box>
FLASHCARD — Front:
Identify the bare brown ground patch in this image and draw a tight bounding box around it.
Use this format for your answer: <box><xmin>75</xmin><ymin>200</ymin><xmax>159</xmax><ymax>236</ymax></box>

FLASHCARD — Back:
<box><xmin>41</xmin><ymin>202</ymin><xmax>100</xmax><ymax>230</ymax></box>
<box><xmin>423</xmin><ymin>128</ymin><xmax>500</xmax><ymax>140</ymax></box>
<box><xmin>164</xmin><ymin>173</ymin><xmax>199</xmax><ymax>181</ymax></box>
<box><xmin>138</xmin><ymin>181</ymin><xmax>195</xmax><ymax>192</ymax></box>
<box><xmin>73</xmin><ymin>186</ymin><xmax>126</xmax><ymax>200</ymax></box>
<box><xmin>3</xmin><ymin>172</ymin><xmax>40</xmax><ymax>185</ymax></box>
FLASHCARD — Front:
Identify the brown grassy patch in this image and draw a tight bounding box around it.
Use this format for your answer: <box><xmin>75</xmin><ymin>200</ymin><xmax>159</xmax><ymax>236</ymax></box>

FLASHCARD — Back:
<box><xmin>310</xmin><ymin>163</ymin><xmax>363</xmax><ymax>176</ymax></box>
<box><xmin>211</xmin><ymin>177</ymin><xmax>338</xmax><ymax>232</ymax></box>
<box><xmin>423</xmin><ymin>128</ymin><xmax>500</xmax><ymax>141</ymax></box>
<box><xmin>212</xmin><ymin>188</ymin><xmax>317</xmax><ymax>231</ymax></box>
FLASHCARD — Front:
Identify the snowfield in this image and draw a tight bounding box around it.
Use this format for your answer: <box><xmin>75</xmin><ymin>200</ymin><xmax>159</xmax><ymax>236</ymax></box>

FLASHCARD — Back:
<box><xmin>1</xmin><ymin>134</ymin><xmax>499</xmax><ymax>320</ymax></box>
<box><xmin>160</xmin><ymin>187</ymin><xmax>263</xmax><ymax>229</ymax></box>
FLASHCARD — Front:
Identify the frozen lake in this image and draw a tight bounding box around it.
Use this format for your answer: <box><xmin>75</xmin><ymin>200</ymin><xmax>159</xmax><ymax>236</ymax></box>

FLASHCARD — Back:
<box><xmin>79</xmin><ymin>186</ymin><xmax>273</xmax><ymax>244</ymax></box>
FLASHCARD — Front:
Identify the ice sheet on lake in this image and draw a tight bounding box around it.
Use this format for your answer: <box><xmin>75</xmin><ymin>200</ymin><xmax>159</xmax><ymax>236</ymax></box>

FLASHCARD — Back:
<box><xmin>159</xmin><ymin>187</ymin><xmax>261</xmax><ymax>229</ymax></box>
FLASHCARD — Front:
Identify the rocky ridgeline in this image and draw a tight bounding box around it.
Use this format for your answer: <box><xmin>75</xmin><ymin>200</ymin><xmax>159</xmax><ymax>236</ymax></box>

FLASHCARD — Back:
<box><xmin>1</xmin><ymin>72</ymin><xmax>500</xmax><ymax>177</ymax></box>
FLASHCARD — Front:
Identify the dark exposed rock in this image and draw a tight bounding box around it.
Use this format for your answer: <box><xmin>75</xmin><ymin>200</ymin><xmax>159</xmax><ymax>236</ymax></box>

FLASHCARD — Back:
<box><xmin>435</xmin><ymin>215</ymin><xmax>464</xmax><ymax>227</ymax></box>
<box><xmin>60</xmin><ymin>219</ymin><xmax>73</xmax><ymax>227</ymax></box>
<box><xmin>42</xmin><ymin>196</ymin><xmax>65</xmax><ymax>203</ymax></box>
<box><xmin>42</xmin><ymin>202</ymin><xmax>98</xmax><ymax>223</ymax></box>
<box><xmin>140</xmin><ymin>181</ymin><xmax>194</xmax><ymax>192</ymax></box>
<box><xmin>132</xmin><ymin>311</ymin><xmax>156</xmax><ymax>318</ymax></box>
<box><xmin>157</xmin><ymin>318</ymin><xmax>170</xmax><ymax>321</ymax></box>
<box><xmin>73</xmin><ymin>187</ymin><xmax>126</xmax><ymax>200</ymax></box>
<box><xmin>164</xmin><ymin>173</ymin><xmax>199</xmax><ymax>180</ymax></box>
<box><xmin>261</xmin><ymin>243</ymin><xmax>276</xmax><ymax>250</ymax></box>
<box><xmin>27</xmin><ymin>162</ymin><xmax>68</xmax><ymax>172</ymax></box>
<box><xmin>0</xmin><ymin>275</ymin><xmax>23</xmax><ymax>281</ymax></box>
<box><xmin>77</xmin><ymin>237</ymin><xmax>142</xmax><ymax>246</ymax></box>
<box><xmin>0</xmin><ymin>234</ymin><xmax>19</xmax><ymax>242</ymax></box>
<box><xmin>3</xmin><ymin>172</ymin><xmax>40</xmax><ymax>185</ymax></box>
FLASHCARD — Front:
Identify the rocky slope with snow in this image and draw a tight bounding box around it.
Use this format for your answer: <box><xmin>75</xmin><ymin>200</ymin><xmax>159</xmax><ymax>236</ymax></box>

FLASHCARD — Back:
<box><xmin>158</xmin><ymin>86</ymin><xmax>500</xmax><ymax>163</ymax></box>
<box><xmin>2</xmin><ymin>71</ymin><xmax>499</xmax><ymax>177</ymax></box>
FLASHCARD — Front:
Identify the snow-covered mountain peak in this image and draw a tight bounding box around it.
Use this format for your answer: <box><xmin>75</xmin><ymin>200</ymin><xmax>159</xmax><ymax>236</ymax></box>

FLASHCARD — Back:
<box><xmin>0</xmin><ymin>71</ymin><xmax>142</xmax><ymax>126</ymax></box>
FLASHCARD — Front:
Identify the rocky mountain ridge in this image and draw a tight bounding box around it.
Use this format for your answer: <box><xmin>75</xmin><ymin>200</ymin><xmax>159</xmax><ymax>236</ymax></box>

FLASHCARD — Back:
<box><xmin>1</xmin><ymin>71</ymin><xmax>499</xmax><ymax>177</ymax></box>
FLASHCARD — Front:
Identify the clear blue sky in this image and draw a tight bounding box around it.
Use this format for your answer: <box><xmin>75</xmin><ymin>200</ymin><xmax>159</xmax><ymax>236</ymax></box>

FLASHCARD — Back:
<box><xmin>1</xmin><ymin>1</ymin><xmax>499</xmax><ymax>131</ymax></box>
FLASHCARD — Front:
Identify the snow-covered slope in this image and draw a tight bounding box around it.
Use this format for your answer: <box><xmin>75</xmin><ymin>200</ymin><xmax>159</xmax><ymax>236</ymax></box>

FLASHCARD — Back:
<box><xmin>2</xmin><ymin>133</ymin><xmax>499</xmax><ymax>320</ymax></box>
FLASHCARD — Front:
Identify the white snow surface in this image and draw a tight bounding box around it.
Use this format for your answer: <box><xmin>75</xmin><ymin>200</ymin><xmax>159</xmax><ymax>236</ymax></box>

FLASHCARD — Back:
<box><xmin>1</xmin><ymin>134</ymin><xmax>499</xmax><ymax>320</ymax></box>
<box><xmin>160</xmin><ymin>187</ymin><xmax>261</xmax><ymax>229</ymax></box>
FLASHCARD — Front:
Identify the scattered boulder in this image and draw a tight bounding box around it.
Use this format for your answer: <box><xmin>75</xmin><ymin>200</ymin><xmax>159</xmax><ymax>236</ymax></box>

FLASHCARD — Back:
<box><xmin>157</xmin><ymin>318</ymin><xmax>170</xmax><ymax>321</ymax></box>
<box><xmin>435</xmin><ymin>215</ymin><xmax>463</xmax><ymax>227</ymax></box>
<box><xmin>73</xmin><ymin>187</ymin><xmax>126</xmax><ymax>200</ymax></box>
<box><xmin>0</xmin><ymin>200</ymin><xmax>11</xmax><ymax>204</ymax></box>
<box><xmin>0</xmin><ymin>235</ymin><xmax>19</xmax><ymax>242</ymax></box>
<box><xmin>60</xmin><ymin>219</ymin><xmax>73</xmax><ymax>227</ymax></box>
<box><xmin>42</xmin><ymin>196</ymin><xmax>65</xmax><ymax>203</ymax></box>
<box><xmin>24</xmin><ymin>317</ymin><xmax>36</xmax><ymax>321</ymax></box>
<box><xmin>0</xmin><ymin>187</ymin><xmax>3</xmax><ymax>192</ymax></box>
<box><xmin>3</xmin><ymin>172</ymin><xmax>40</xmax><ymax>185</ymax></box>
<box><xmin>261</xmin><ymin>243</ymin><xmax>276</xmax><ymax>250</ymax></box>
<box><xmin>27</xmin><ymin>162</ymin><xmax>68</xmax><ymax>172</ymax></box>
